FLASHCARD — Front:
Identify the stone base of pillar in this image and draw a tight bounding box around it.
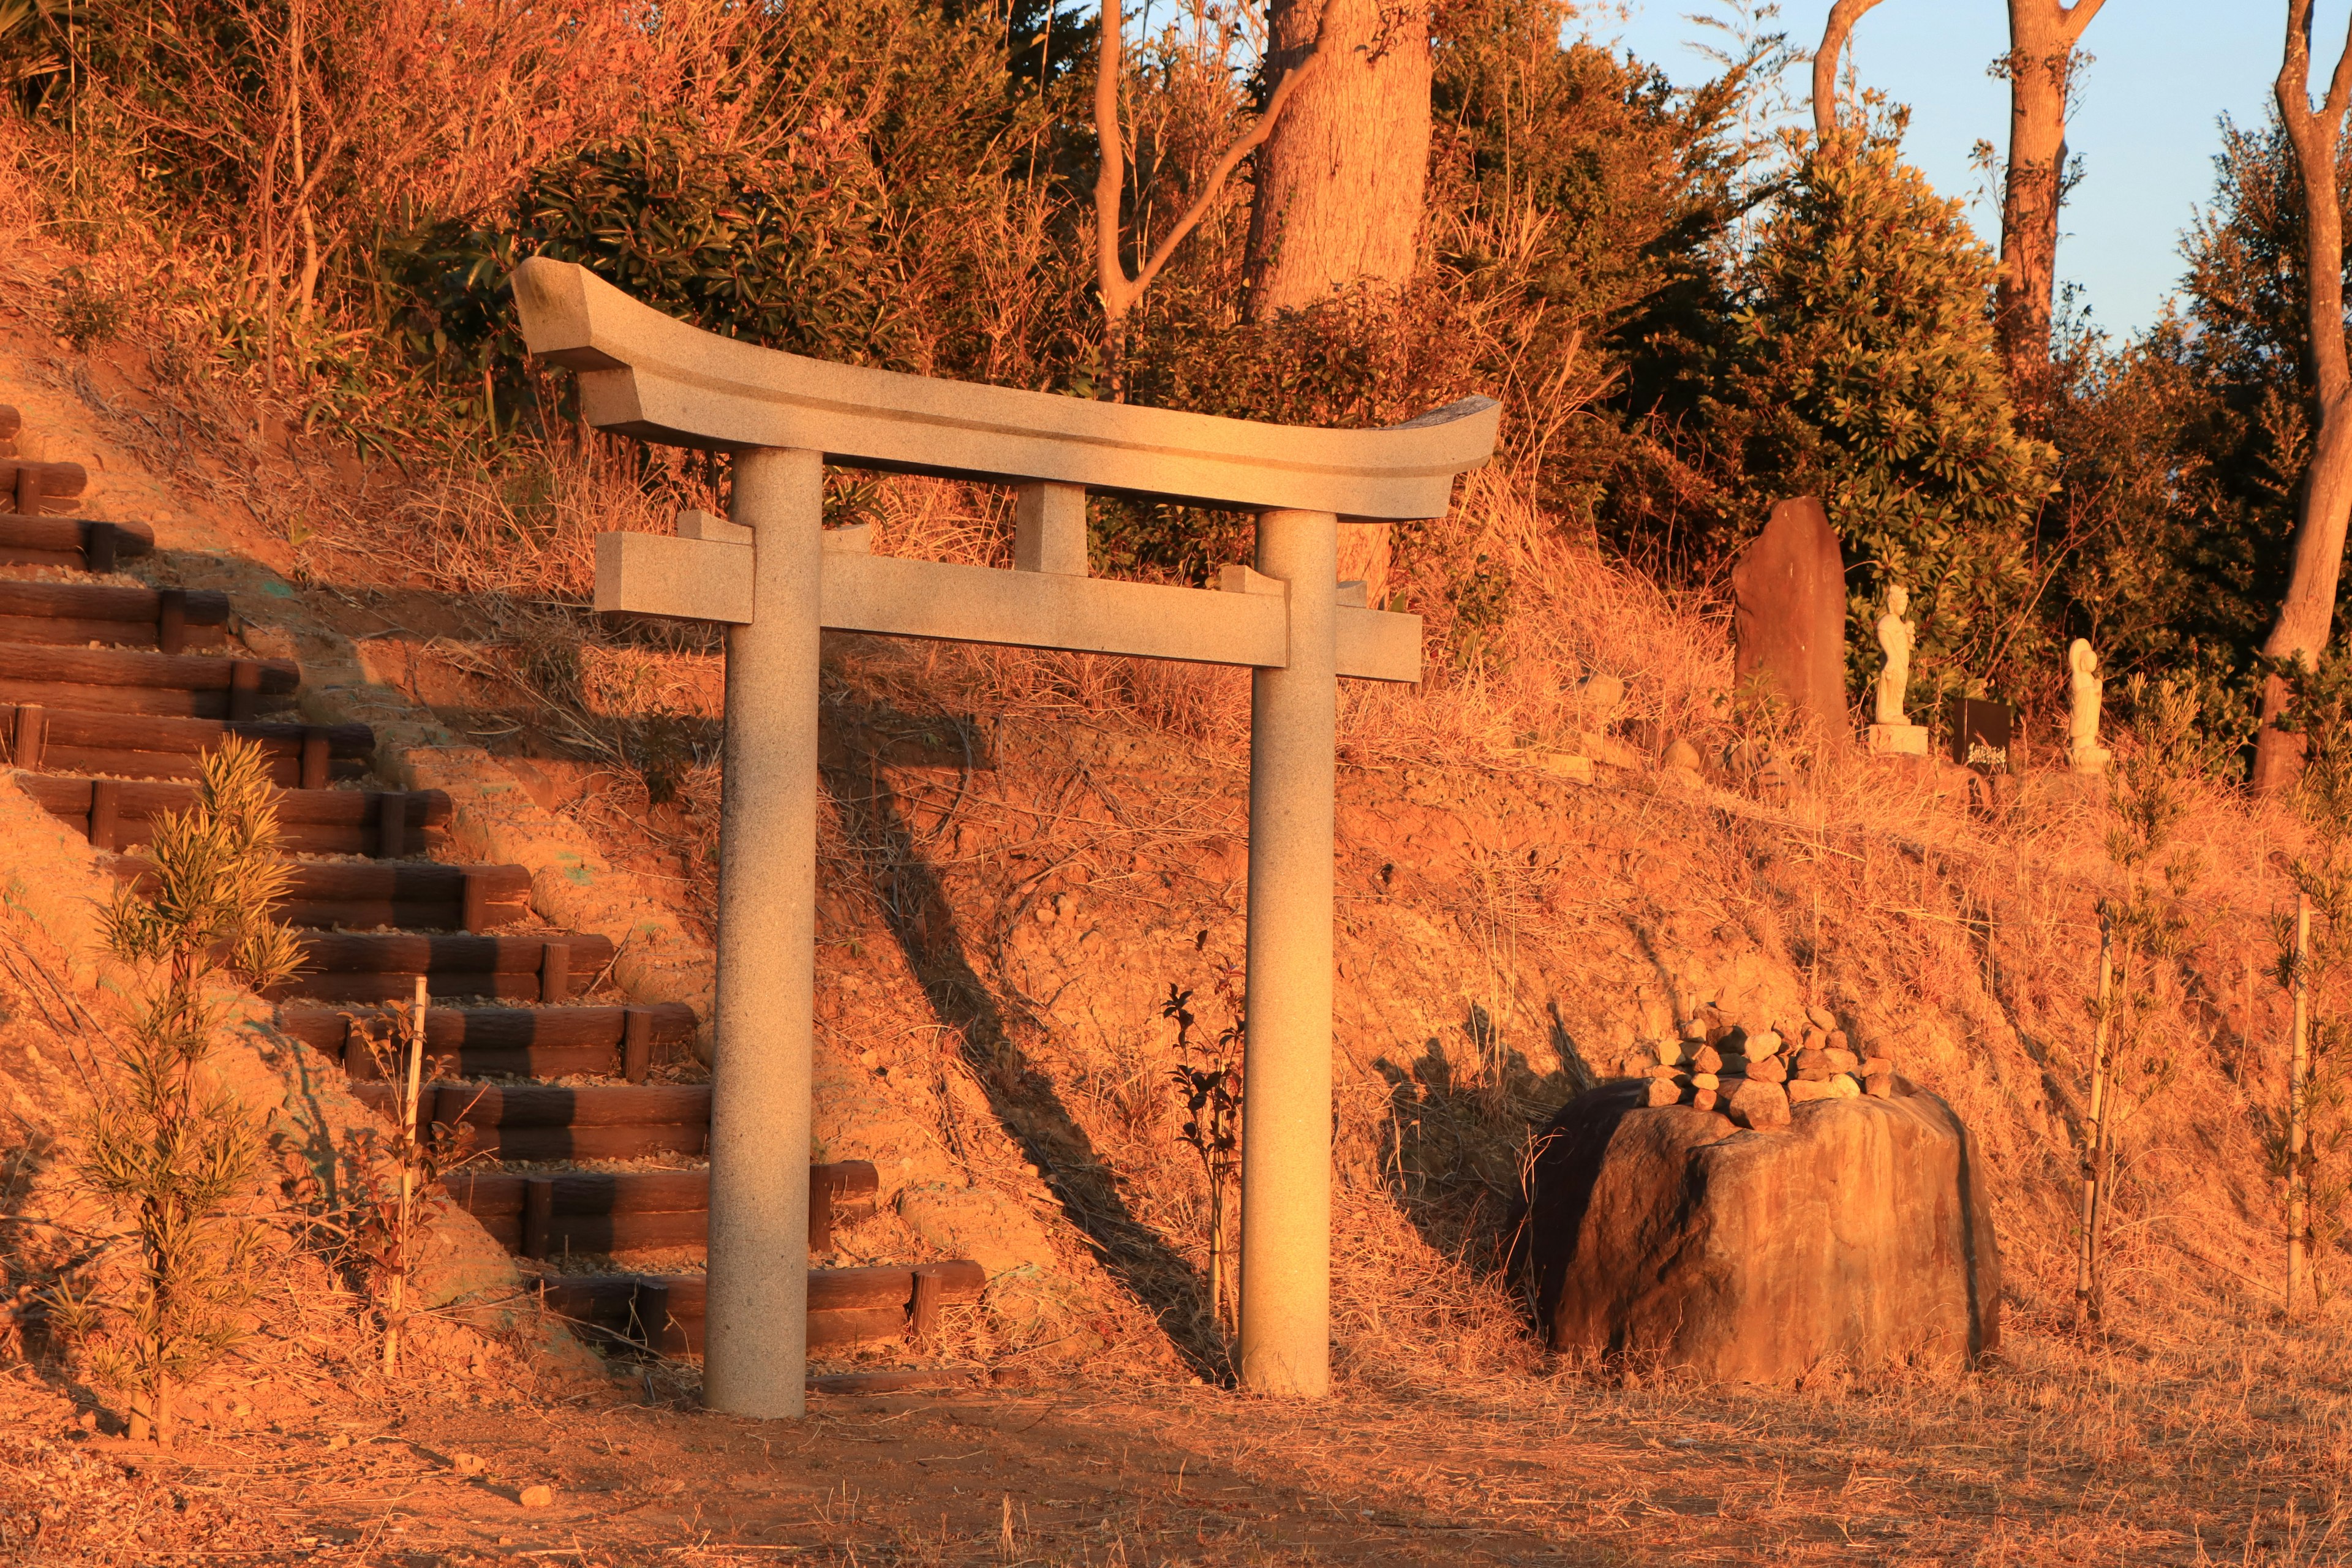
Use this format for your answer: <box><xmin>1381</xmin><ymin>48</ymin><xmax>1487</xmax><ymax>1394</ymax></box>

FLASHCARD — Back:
<box><xmin>2071</xmin><ymin>745</ymin><xmax>2111</xmax><ymax>775</ymax></box>
<box><xmin>1866</xmin><ymin>723</ymin><xmax>1929</xmax><ymax>756</ymax></box>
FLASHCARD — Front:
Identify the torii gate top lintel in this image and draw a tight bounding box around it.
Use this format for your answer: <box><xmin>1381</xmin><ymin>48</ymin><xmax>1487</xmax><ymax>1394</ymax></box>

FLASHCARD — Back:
<box><xmin>510</xmin><ymin>255</ymin><xmax>1498</xmax><ymax>519</ymax></box>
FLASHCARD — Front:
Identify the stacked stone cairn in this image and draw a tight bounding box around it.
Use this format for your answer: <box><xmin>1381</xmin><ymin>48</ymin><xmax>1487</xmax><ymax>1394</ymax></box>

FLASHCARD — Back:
<box><xmin>1622</xmin><ymin>1005</ymin><xmax>1896</xmax><ymax>1131</ymax></box>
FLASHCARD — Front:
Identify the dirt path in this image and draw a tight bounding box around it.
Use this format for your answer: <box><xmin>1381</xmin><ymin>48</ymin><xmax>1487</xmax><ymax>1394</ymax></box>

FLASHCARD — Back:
<box><xmin>8</xmin><ymin>1339</ymin><xmax>2319</xmax><ymax>1567</ymax></box>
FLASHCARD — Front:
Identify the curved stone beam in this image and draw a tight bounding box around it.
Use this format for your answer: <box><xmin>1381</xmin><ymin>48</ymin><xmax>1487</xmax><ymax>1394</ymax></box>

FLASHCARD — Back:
<box><xmin>510</xmin><ymin>257</ymin><xmax>1498</xmax><ymax>520</ymax></box>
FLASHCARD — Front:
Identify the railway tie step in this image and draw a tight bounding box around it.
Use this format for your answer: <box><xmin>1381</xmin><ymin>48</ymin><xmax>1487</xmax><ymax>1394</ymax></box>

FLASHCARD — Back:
<box><xmin>271</xmin><ymin>930</ymin><xmax>616</xmax><ymax>1003</ymax></box>
<box><xmin>276</xmin><ymin>1001</ymin><xmax>698</xmax><ymax>1080</ymax></box>
<box><xmin>0</xmin><ymin>458</ymin><xmax>90</xmax><ymax>518</ymax></box>
<box><xmin>350</xmin><ymin>1080</ymin><xmax>712</xmax><ymax>1160</ymax></box>
<box><xmin>110</xmin><ymin>856</ymin><xmax>528</xmax><ymax>931</ymax></box>
<box><xmin>539</xmin><ymin>1262</ymin><xmax>984</xmax><ymax>1357</ymax></box>
<box><xmin>1</xmin><ymin>706</ymin><xmax>372</xmax><ymax>782</ymax></box>
<box><xmin>443</xmin><ymin>1164</ymin><xmax>880</xmax><ymax>1256</ymax></box>
<box><xmin>31</xmin><ymin>775</ymin><xmax>449</xmax><ymax>854</ymax></box>
<box><xmin>0</xmin><ymin>581</ymin><xmax>232</xmax><ymax>652</ymax></box>
<box><xmin>0</xmin><ymin>643</ymin><xmax>297</xmax><ymax>720</ymax></box>
<box><xmin>0</xmin><ymin>513</ymin><xmax>156</xmax><ymax>570</ymax></box>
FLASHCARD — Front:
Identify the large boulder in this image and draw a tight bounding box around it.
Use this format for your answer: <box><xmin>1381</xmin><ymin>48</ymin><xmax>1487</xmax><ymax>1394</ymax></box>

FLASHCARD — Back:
<box><xmin>1525</xmin><ymin>1077</ymin><xmax>1999</xmax><ymax>1381</ymax></box>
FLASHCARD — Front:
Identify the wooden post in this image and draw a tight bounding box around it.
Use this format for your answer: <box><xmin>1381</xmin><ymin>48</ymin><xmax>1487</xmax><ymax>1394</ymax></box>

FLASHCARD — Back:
<box><xmin>156</xmin><ymin>589</ymin><xmax>187</xmax><ymax>656</ymax></box>
<box><xmin>522</xmin><ymin>1177</ymin><xmax>555</xmax><ymax>1260</ymax></box>
<box><xmin>621</xmin><ymin>1006</ymin><xmax>654</xmax><ymax>1084</ymax></box>
<box><xmin>1237</xmin><ymin>507</ymin><xmax>1338</xmax><ymax>1399</ymax></box>
<box><xmin>539</xmin><ymin>940</ymin><xmax>571</xmax><ymax>1005</ymax></box>
<box><xmin>703</xmin><ymin>447</ymin><xmax>824</xmax><ymax>1421</ymax></box>
<box><xmin>639</xmin><ymin>1279</ymin><xmax>674</xmax><ymax>1354</ymax></box>
<box><xmin>375</xmin><ymin>791</ymin><xmax>407</xmax><ymax>858</ymax></box>
<box><xmin>2291</xmin><ymin>890</ymin><xmax>2313</xmax><ymax>1321</ymax></box>
<box><xmin>88</xmin><ymin>778</ymin><xmax>119</xmax><ymax>853</ymax></box>
<box><xmin>82</xmin><ymin>520</ymin><xmax>116</xmax><ymax>575</ymax></box>
<box><xmin>299</xmin><ymin>726</ymin><xmax>330</xmax><ymax>790</ymax></box>
<box><xmin>227</xmin><ymin>659</ymin><xmax>261</xmax><ymax>720</ymax></box>
<box><xmin>12</xmin><ymin>703</ymin><xmax>44</xmax><ymax>771</ymax></box>
<box><xmin>342</xmin><ymin>1014</ymin><xmax>379</xmax><ymax>1079</ymax></box>
<box><xmin>459</xmin><ymin>870</ymin><xmax>487</xmax><ymax>935</ymax></box>
<box><xmin>910</xmin><ymin>1265</ymin><xmax>946</xmax><ymax>1341</ymax></box>
<box><xmin>808</xmin><ymin>1175</ymin><xmax>835</xmax><ymax>1255</ymax></box>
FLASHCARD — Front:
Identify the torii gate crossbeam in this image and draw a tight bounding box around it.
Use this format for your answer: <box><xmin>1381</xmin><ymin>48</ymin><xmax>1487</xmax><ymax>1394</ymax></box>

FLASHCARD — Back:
<box><xmin>511</xmin><ymin>258</ymin><xmax>1497</xmax><ymax>1415</ymax></box>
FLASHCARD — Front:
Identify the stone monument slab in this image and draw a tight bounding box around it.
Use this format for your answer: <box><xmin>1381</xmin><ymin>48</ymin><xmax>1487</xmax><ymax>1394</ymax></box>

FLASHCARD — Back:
<box><xmin>1732</xmin><ymin>497</ymin><xmax>1848</xmax><ymax>738</ymax></box>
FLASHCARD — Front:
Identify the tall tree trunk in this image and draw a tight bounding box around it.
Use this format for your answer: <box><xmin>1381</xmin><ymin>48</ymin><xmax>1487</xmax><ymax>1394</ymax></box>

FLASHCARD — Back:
<box><xmin>2256</xmin><ymin>0</ymin><xmax>2352</xmax><ymax>794</ymax></box>
<box><xmin>1244</xmin><ymin>0</ymin><xmax>1431</xmax><ymax>318</ymax></box>
<box><xmin>1994</xmin><ymin>1</ymin><xmax>2105</xmax><ymax>417</ymax></box>
<box><xmin>1812</xmin><ymin>0</ymin><xmax>1888</xmax><ymax>140</ymax></box>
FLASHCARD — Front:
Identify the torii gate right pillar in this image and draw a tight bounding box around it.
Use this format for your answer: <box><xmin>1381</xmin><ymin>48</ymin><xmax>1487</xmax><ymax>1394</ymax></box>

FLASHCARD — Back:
<box><xmin>1239</xmin><ymin>507</ymin><xmax>1338</xmax><ymax>1397</ymax></box>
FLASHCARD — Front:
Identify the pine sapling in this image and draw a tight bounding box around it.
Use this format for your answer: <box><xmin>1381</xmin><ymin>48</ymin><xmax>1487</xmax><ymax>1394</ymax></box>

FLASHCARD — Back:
<box><xmin>51</xmin><ymin>736</ymin><xmax>301</xmax><ymax>1443</ymax></box>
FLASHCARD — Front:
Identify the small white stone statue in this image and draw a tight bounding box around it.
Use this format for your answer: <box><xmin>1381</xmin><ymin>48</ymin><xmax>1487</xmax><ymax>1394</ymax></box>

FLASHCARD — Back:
<box><xmin>2068</xmin><ymin>638</ymin><xmax>2111</xmax><ymax>774</ymax></box>
<box><xmin>1874</xmin><ymin>584</ymin><xmax>1915</xmax><ymax>726</ymax></box>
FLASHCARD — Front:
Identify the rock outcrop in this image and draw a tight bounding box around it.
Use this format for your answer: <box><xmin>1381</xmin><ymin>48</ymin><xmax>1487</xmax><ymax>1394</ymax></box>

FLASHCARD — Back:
<box><xmin>1525</xmin><ymin>1078</ymin><xmax>1999</xmax><ymax>1382</ymax></box>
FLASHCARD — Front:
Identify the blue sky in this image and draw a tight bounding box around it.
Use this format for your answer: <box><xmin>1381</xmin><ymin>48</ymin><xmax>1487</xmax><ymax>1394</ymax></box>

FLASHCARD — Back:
<box><xmin>1597</xmin><ymin>2</ymin><xmax>2342</xmax><ymax>341</ymax></box>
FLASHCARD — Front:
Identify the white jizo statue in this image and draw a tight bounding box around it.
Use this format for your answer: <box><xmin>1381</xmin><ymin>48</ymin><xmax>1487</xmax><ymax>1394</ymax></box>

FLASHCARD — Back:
<box><xmin>1874</xmin><ymin>584</ymin><xmax>1915</xmax><ymax>726</ymax></box>
<box><xmin>2068</xmin><ymin>638</ymin><xmax>2110</xmax><ymax>772</ymax></box>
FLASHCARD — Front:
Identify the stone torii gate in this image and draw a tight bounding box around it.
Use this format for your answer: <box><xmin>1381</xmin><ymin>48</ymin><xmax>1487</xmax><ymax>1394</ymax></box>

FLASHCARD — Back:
<box><xmin>511</xmin><ymin>258</ymin><xmax>1498</xmax><ymax>1417</ymax></box>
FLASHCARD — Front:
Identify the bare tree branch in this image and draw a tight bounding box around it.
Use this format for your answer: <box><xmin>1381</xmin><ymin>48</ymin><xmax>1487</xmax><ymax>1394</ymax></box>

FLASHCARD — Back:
<box><xmin>1813</xmin><ymin>0</ymin><xmax>1890</xmax><ymax>141</ymax></box>
<box><xmin>1095</xmin><ymin>0</ymin><xmax>1333</xmax><ymax>329</ymax></box>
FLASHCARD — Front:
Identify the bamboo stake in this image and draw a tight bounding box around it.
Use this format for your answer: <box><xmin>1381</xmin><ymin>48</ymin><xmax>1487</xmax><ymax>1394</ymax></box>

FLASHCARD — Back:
<box><xmin>2290</xmin><ymin>890</ymin><xmax>2313</xmax><ymax>1322</ymax></box>
<box><xmin>385</xmin><ymin>974</ymin><xmax>426</xmax><ymax>1373</ymax></box>
<box><xmin>2075</xmin><ymin>908</ymin><xmax>2114</xmax><ymax>1324</ymax></box>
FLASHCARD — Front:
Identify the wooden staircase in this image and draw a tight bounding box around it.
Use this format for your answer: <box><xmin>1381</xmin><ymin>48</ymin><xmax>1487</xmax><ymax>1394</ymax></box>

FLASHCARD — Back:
<box><xmin>0</xmin><ymin>403</ymin><xmax>970</xmax><ymax>1360</ymax></box>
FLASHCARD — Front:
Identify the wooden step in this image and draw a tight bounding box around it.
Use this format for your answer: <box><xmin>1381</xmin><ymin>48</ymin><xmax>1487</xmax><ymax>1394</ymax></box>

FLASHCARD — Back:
<box><xmin>0</xmin><ymin>514</ymin><xmax>153</xmax><ymax>565</ymax></box>
<box><xmin>0</xmin><ymin>581</ymin><xmax>230</xmax><ymax>652</ymax></box>
<box><xmin>0</xmin><ymin>460</ymin><xmax>88</xmax><ymax>518</ymax></box>
<box><xmin>2</xmin><ymin>706</ymin><xmax>371</xmax><ymax>783</ymax></box>
<box><xmin>274</xmin><ymin>930</ymin><xmax>616</xmax><ymax>1002</ymax></box>
<box><xmin>442</xmin><ymin>1163</ymin><xmax>880</xmax><ymax>1256</ymax></box>
<box><xmin>276</xmin><ymin>1001</ymin><xmax>697</xmax><ymax>1080</ymax></box>
<box><xmin>352</xmin><ymin>1081</ymin><xmax>710</xmax><ymax>1160</ymax></box>
<box><xmin>0</xmin><ymin>644</ymin><xmax>296</xmax><ymax>720</ymax></box>
<box><xmin>109</xmin><ymin>856</ymin><xmax>526</xmax><ymax>930</ymax></box>
<box><xmin>539</xmin><ymin>1262</ymin><xmax>984</xmax><ymax>1357</ymax></box>
<box><xmin>29</xmin><ymin>776</ymin><xmax>450</xmax><ymax>856</ymax></box>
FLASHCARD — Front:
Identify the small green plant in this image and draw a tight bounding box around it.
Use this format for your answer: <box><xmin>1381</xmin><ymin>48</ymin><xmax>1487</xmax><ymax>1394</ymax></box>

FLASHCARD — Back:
<box><xmin>2076</xmin><ymin>676</ymin><xmax>2201</xmax><ymax>1327</ymax></box>
<box><xmin>53</xmin><ymin>266</ymin><xmax>126</xmax><ymax>353</ymax></box>
<box><xmin>50</xmin><ymin>737</ymin><xmax>302</xmax><ymax>1443</ymax></box>
<box><xmin>1163</xmin><ymin>957</ymin><xmax>1242</xmax><ymax>1341</ymax></box>
<box><xmin>2266</xmin><ymin>655</ymin><xmax>2352</xmax><ymax>1317</ymax></box>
